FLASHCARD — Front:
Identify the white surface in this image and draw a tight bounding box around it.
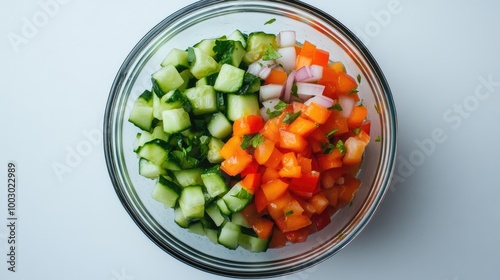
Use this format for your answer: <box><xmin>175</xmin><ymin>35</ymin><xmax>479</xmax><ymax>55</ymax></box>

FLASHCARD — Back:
<box><xmin>1</xmin><ymin>0</ymin><xmax>499</xmax><ymax>279</ymax></box>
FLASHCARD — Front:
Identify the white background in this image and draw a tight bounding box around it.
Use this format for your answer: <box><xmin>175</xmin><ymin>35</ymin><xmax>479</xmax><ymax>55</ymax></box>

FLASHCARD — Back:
<box><xmin>1</xmin><ymin>0</ymin><xmax>499</xmax><ymax>279</ymax></box>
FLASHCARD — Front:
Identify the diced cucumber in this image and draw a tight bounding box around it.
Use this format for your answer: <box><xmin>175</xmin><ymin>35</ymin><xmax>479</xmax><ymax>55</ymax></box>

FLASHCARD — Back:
<box><xmin>151</xmin><ymin>124</ymin><xmax>170</xmax><ymax>142</ymax></box>
<box><xmin>160</xmin><ymin>152</ymin><xmax>181</xmax><ymax>171</ymax></box>
<box><xmin>193</xmin><ymin>39</ymin><xmax>217</xmax><ymax>57</ymax></box>
<box><xmin>137</xmin><ymin>139</ymin><xmax>170</xmax><ymax>166</ymax></box>
<box><xmin>138</xmin><ymin>158</ymin><xmax>165</xmax><ymax>179</ymax></box>
<box><xmin>204</xmin><ymin>227</ymin><xmax>219</xmax><ymax>244</ymax></box>
<box><xmin>153</xmin><ymin>89</ymin><xmax>188</xmax><ymax>120</ymax></box>
<box><xmin>151</xmin><ymin>175</ymin><xmax>181</xmax><ymax>208</ymax></box>
<box><xmin>184</xmin><ymin>85</ymin><xmax>217</xmax><ymax>115</ymax></box>
<box><xmin>221</xmin><ymin>182</ymin><xmax>252</xmax><ymax>213</ymax></box>
<box><xmin>171</xmin><ymin>150</ymin><xmax>198</xmax><ymax>169</ymax></box>
<box><xmin>189</xmin><ymin>47</ymin><xmax>219</xmax><ymax>79</ymax></box>
<box><xmin>227</xmin><ymin>29</ymin><xmax>248</xmax><ymax>48</ymax></box>
<box><xmin>218</xmin><ymin>221</ymin><xmax>241</xmax><ymax>249</ymax></box>
<box><xmin>205</xmin><ymin>203</ymin><xmax>226</xmax><ymax>227</ymax></box>
<box><xmin>214</xmin><ymin>64</ymin><xmax>245</xmax><ymax>93</ymax></box>
<box><xmin>160</xmin><ymin>48</ymin><xmax>189</xmax><ymax>70</ymax></box>
<box><xmin>178</xmin><ymin>186</ymin><xmax>205</xmax><ymax>220</ymax></box>
<box><xmin>173</xmin><ymin>168</ymin><xmax>203</xmax><ymax>187</ymax></box>
<box><xmin>213</xmin><ymin>39</ymin><xmax>246</xmax><ymax>67</ymax></box>
<box><xmin>231</xmin><ymin>211</ymin><xmax>250</xmax><ymax>228</ymax></box>
<box><xmin>162</xmin><ymin>108</ymin><xmax>191</xmax><ymax>133</ymax></box>
<box><xmin>207</xmin><ymin>137</ymin><xmax>225</xmax><ymax>164</ymax></box>
<box><xmin>174</xmin><ymin>206</ymin><xmax>189</xmax><ymax>228</ymax></box>
<box><xmin>128</xmin><ymin>90</ymin><xmax>154</xmax><ymax>131</ymax></box>
<box><xmin>152</xmin><ymin>64</ymin><xmax>185</xmax><ymax>97</ymax></box>
<box><xmin>133</xmin><ymin>131</ymin><xmax>153</xmax><ymax>152</ymax></box>
<box><xmin>238</xmin><ymin>233</ymin><xmax>270</xmax><ymax>252</ymax></box>
<box><xmin>207</xmin><ymin>112</ymin><xmax>232</xmax><ymax>139</ymax></box>
<box><xmin>201</xmin><ymin>166</ymin><xmax>228</xmax><ymax>198</ymax></box>
<box><xmin>216</xmin><ymin>199</ymin><xmax>232</xmax><ymax>216</ymax></box>
<box><xmin>178</xmin><ymin>69</ymin><xmax>194</xmax><ymax>92</ymax></box>
<box><xmin>226</xmin><ymin>93</ymin><xmax>261</xmax><ymax>121</ymax></box>
<box><xmin>188</xmin><ymin>221</ymin><xmax>205</xmax><ymax>235</ymax></box>
<box><xmin>243</xmin><ymin>31</ymin><xmax>278</xmax><ymax>64</ymax></box>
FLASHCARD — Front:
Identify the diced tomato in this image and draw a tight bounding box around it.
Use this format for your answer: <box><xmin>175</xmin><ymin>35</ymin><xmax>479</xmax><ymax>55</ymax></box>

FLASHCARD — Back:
<box><xmin>284</xmin><ymin>228</ymin><xmax>310</xmax><ymax>243</ymax></box>
<box><xmin>337</xmin><ymin>175</ymin><xmax>361</xmax><ymax>207</ymax></box>
<box><xmin>310</xmin><ymin>210</ymin><xmax>331</xmax><ymax>231</ymax></box>
<box><xmin>342</xmin><ymin>136</ymin><xmax>368</xmax><ymax>166</ymax></box>
<box><xmin>347</xmin><ymin>105</ymin><xmax>368</xmax><ymax>129</ymax></box>
<box><xmin>218</xmin><ymin>136</ymin><xmax>243</xmax><ymax>160</ymax></box>
<box><xmin>263</xmin><ymin>147</ymin><xmax>283</xmax><ymax>169</ymax></box>
<box><xmin>283</xmin><ymin>199</ymin><xmax>305</xmax><ymax>216</ymax></box>
<box><xmin>252</xmin><ymin>217</ymin><xmax>274</xmax><ymax>240</ymax></box>
<box><xmin>264</xmin><ymin>69</ymin><xmax>288</xmax><ymax>85</ymax></box>
<box><xmin>276</xmin><ymin>214</ymin><xmax>312</xmax><ymax>233</ymax></box>
<box><xmin>288</xmin><ymin>116</ymin><xmax>318</xmax><ymax>137</ymax></box>
<box><xmin>254</xmin><ymin>138</ymin><xmax>276</xmax><ymax>165</ymax></box>
<box><xmin>232</xmin><ymin>115</ymin><xmax>264</xmax><ymax>136</ymax></box>
<box><xmin>299</xmin><ymin>40</ymin><xmax>317</xmax><ymax>57</ymax></box>
<box><xmin>254</xmin><ymin>188</ymin><xmax>269</xmax><ymax>213</ymax></box>
<box><xmin>240</xmin><ymin>173</ymin><xmax>261</xmax><ymax>194</ymax></box>
<box><xmin>311</xmin><ymin>49</ymin><xmax>329</xmax><ymax>67</ymax></box>
<box><xmin>320</xmin><ymin>110</ymin><xmax>349</xmax><ymax>136</ymax></box>
<box><xmin>289</xmin><ymin>171</ymin><xmax>319</xmax><ymax>195</ymax></box>
<box><xmin>267</xmin><ymin>191</ymin><xmax>294</xmax><ymax>220</ymax></box>
<box><xmin>316</xmin><ymin>148</ymin><xmax>344</xmax><ymax>171</ymax></box>
<box><xmin>269</xmin><ymin>227</ymin><xmax>288</xmax><ymax>248</ymax></box>
<box><xmin>323</xmin><ymin>187</ymin><xmax>340</xmax><ymax>207</ymax></box>
<box><xmin>240</xmin><ymin>159</ymin><xmax>259</xmax><ymax>177</ymax></box>
<box><xmin>292</xmin><ymin>101</ymin><xmax>307</xmax><ymax>113</ymax></box>
<box><xmin>261</xmin><ymin>179</ymin><xmax>289</xmax><ymax>202</ymax></box>
<box><xmin>296</xmin><ymin>154</ymin><xmax>312</xmax><ymax>174</ymax></box>
<box><xmin>279</xmin><ymin>130</ymin><xmax>308</xmax><ymax>153</ymax></box>
<box><xmin>261</xmin><ymin>167</ymin><xmax>280</xmax><ymax>184</ymax></box>
<box><xmin>337</xmin><ymin>72</ymin><xmax>358</xmax><ymax>95</ymax></box>
<box><xmin>220</xmin><ymin>149</ymin><xmax>253</xmax><ymax>176</ymax></box>
<box><xmin>309</xmin><ymin>192</ymin><xmax>329</xmax><ymax>214</ymax></box>
<box><xmin>303</xmin><ymin>102</ymin><xmax>332</xmax><ymax>124</ymax></box>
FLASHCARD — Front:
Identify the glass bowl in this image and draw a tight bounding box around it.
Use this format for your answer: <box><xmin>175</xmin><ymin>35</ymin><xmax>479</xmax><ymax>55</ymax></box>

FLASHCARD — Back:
<box><xmin>103</xmin><ymin>0</ymin><xmax>397</xmax><ymax>278</ymax></box>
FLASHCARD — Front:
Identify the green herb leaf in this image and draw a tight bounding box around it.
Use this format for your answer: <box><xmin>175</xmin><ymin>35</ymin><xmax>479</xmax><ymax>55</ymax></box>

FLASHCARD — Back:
<box><xmin>264</xmin><ymin>18</ymin><xmax>276</xmax><ymax>25</ymax></box>
<box><xmin>237</xmin><ymin>73</ymin><xmax>261</xmax><ymax>95</ymax></box>
<box><xmin>251</xmin><ymin>133</ymin><xmax>265</xmax><ymax>148</ymax></box>
<box><xmin>338</xmin><ymin>232</ymin><xmax>345</xmax><ymax>239</ymax></box>
<box><xmin>274</xmin><ymin>100</ymin><xmax>288</xmax><ymax>110</ymax></box>
<box><xmin>374</xmin><ymin>104</ymin><xmax>380</xmax><ymax>114</ymax></box>
<box><xmin>347</xmin><ymin>88</ymin><xmax>359</xmax><ymax>95</ymax></box>
<box><xmin>357</xmin><ymin>74</ymin><xmax>362</xmax><ymax>83</ymax></box>
<box><xmin>213</xmin><ymin>40</ymin><xmax>236</xmax><ymax>65</ymax></box>
<box><xmin>241</xmin><ymin>133</ymin><xmax>265</xmax><ymax>149</ymax></box>
<box><xmin>328</xmin><ymin>103</ymin><xmax>343</xmax><ymax>111</ymax></box>
<box><xmin>262</xmin><ymin>44</ymin><xmax>282</xmax><ymax>61</ymax></box>
<box><xmin>266</xmin><ymin>108</ymin><xmax>282</xmax><ymax>119</ymax></box>
<box><xmin>285</xmin><ymin>210</ymin><xmax>294</xmax><ymax>216</ymax></box>
<box><xmin>283</xmin><ymin>111</ymin><xmax>301</xmax><ymax>124</ymax></box>
<box><xmin>266</xmin><ymin>100</ymin><xmax>289</xmax><ymax>119</ymax></box>
<box><xmin>321</xmin><ymin>142</ymin><xmax>335</xmax><ymax>154</ymax></box>
<box><xmin>352</xmin><ymin>127</ymin><xmax>361</xmax><ymax>136</ymax></box>
<box><xmin>375</xmin><ymin>136</ymin><xmax>382</xmax><ymax>142</ymax></box>
<box><xmin>336</xmin><ymin>139</ymin><xmax>346</xmax><ymax>154</ymax></box>
<box><xmin>325</xmin><ymin>128</ymin><xmax>338</xmax><ymax>138</ymax></box>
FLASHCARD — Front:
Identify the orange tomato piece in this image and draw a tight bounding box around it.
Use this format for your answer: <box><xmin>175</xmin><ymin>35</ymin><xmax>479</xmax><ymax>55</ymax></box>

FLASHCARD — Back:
<box><xmin>311</xmin><ymin>48</ymin><xmax>329</xmax><ymax>67</ymax></box>
<box><xmin>296</xmin><ymin>154</ymin><xmax>312</xmax><ymax>174</ymax></box>
<box><xmin>337</xmin><ymin>175</ymin><xmax>361</xmax><ymax>207</ymax></box>
<box><xmin>264</xmin><ymin>69</ymin><xmax>288</xmax><ymax>85</ymax></box>
<box><xmin>279</xmin><ymin>130</ymin><xmax>308</xmax><ymax>153</ymax></box>
<box><xmin>303</xmin><ymin>102</ymin><xmax>332</xmax><ymax>124</ymax></box>
<box><xmin>276</xmin><ymin>214</ymin><xmax>312</xmax><ymax>233</ymax></box>
<box><xmin>240</xmin><ymin>173</ymin><xmax>261</xmax><ymax>195</ymax></box>
<box><xmin>263</xmin><ymin>147</ymin><xmax>283</xmax><ymax>169</ymax></box>
<box><xmin>220</xmin><ymin>149</ymin><xmax>253</xmax><ymax>176</ymax></box>
<box><xmin>347</xmin><ymin>105</ymin><xmax>368</xmax><ymax>129</ymax></box>
<box><xmin>218</xmin><ymin>136</ymin><xmax>243</xmax><ymax>160</ymax></box>
<box><xmin>288</xmin><ymin>116</ymin><xmax>318</xmax><ymax>137</ymax></box>
<box><xmin>254</xmin><ymin>138</ymin><xmax>276</xmax><ymax>165</ymax></box>
<box><xmin>309</xmin><ymin>192</ymin><xmax>329</xmax><ymax>214</ymax></box>
<box><xmin>254</xmin><ymin>188</ymin><xmax>269</xmax><ymax>213</ymax></box>
<box><xmin>261</xmin><ymin>167</ymin><xmax>280</xmax><ymax>184</ymax></box>
<box><xmin>252</xmin><ymin>217</ymin><xmax>275</xmax><ymax>240</ymax></box>
<box><xmin>299</xmin><ymin>40</ymin><xmax>316</xmax><ymax>57</ymax></box>
<box><xmin>278</xmin><ymin>166</ymin><xmax>302</xmax><ymax>178</ymax></box>
<box><xmin>342</xmin><ymin>136</ymin><xmax>369</xmax><ymax>166</ymax></box>
<box><xmin>267</xmin><ymin>191</ymin><xmax>294</xmax><ymax>220</ymax></box>
<box><xmin>269</xmin><ymin>227</ymin><xmax>288</xmax><ymax>248</ymax></box>
<box><xmin>232</xmin><ymin>115</ymin><xmax>264</xmax><ymax>136</ymax></box>
<box><xmin>316</xmin><ymin>148</ymin><xmax>344</xmax><ymax>171</ymax></box>
<box><xmin>262</xmin><ymin>179</ymin><xmax>289</xmax><ymax>202</ymax></box>
<box><xmin>337</xmin><ymin>72</ymin><xmax>358</xmax><ymax>95</ymax></box>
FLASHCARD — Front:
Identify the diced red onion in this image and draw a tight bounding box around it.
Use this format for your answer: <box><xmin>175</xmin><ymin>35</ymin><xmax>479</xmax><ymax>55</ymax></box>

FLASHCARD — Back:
<box><xmin>296</xmin><ymin>82</ymin><xmax>325</xmax><ymax>99</ymax></box>
<box><xmin>259</xmin><ymin>84</ymin><xmax>284</xmax><ymax>102</ymax></box>
<box><xmin>283</xmin><ymin>70</ymin><xmax>296</xmax><ymax>103</ymax></box>
<box><xmin>258</xmin><ymin>66</ymin><xmax>272</xmax><ymax>80</ymax></box>
<box><xmin>260</xmin><ymin>107</ymin><xmax>269</xmax><ymax>122</ymax></box>
<box><xmin>295</xmin><ymin>65</ymin><xmax>323</xmax><ymax>82</ymax></box>
<box><xmin>247</xmin><ymin>61</ymin><xmax>263</xmax><ymax>76</ymax></box>
<box><xmin>304</xmin><ymin>95</ymin><xmax>334</xmax><ymax>108</ymax></box>
<box><xmin>338</xmin><ymin>95</ymin><xmax>355</xmax><ymax>118</ymax></box>
<box><xmin>276</xmin><ymin>47</ymin><xmax>296</xmax><ymax>73</ymax></box>
<box><xmin>262</xmin><ymin>98</ymin><xmax>281</xmax><ymax>110</ymax></box>
<box><xmin>278</xmin><ymin>30</ymin><xmax>296</xmax><ymax>47</ymax></box>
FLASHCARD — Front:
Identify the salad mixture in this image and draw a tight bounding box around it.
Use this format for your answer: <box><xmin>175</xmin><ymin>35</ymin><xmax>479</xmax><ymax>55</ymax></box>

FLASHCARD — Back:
<box><xmin>128</xmin><ymin>26</ymin><xmax>371</xmax><ymax>252</ymax></box>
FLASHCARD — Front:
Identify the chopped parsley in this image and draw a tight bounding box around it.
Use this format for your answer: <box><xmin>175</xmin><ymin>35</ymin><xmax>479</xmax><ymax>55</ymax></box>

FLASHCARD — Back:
<box><xmin>321</xmin><ymin>142</ymin><xmax>335</xmax><ymax>154</ymax></box>
<box><xmin>352</xmin><ymin>127</ymin><xmax>361</xmax><ymax>136</ymax></box>
<box><xmin>241</xmin><ymin>133</ymin><xmax>265</xmax><ymax>149</ymax></box>
<box><xmin>357</xmin><ymin>74</ymin><xmax>362</xmax><ymax>83</ymax></box>
<box><xmin>187</xmin><ymin>47</ymin><xmax>196</xmax><ymax>64</ymax></box>
<box><xmin>336</xmin><ymin>139</ymin><xmax>346</xmax><ymax>154</ymax></box>
<box><xmin>283</xmin><ymin>111</ymin><xmax>301</xmax><ymax>124</ymax></box>
<box><xmin>264</xmin><ymin>18</ymin><xmax>276</xmax><ymax>25</ymax></box>
<box><xmin>262</xmin><ymin>44</ymin><xmax>282</xmax><ymax>61</ymax></box>
<box><xmin>374</xmin><ymin>104</ymin><xmax>380</xmax><ymax>114</ymax></box>
<box><xmin>347</xmin><ymin>88</ymin><xmax>359</xmax><ymax>95</ymax></box>
<box><xmin>291</xmin><ymin>83</ymin><xmax>298</xmax><ymax>98</ymax></box>
<box><xmin>325</xmin><ymin>128</ymin><xmax>338</xmax><ymax>138</ymax></box>
<box><xmin>328</xmin><ymin>103</ymin><xmax>343</xmax><ymax>111</ymax></box>
<box><xmin>266</xmin><ymin>100</ymin><xmax>289</xmax><ymax>119</ymax></box>
<box><xmin>213</xmin><ymin>39</ymin><xmax>236</xmax><ymax>65</ymax></box>
<box><xmin>375</xmin><ymin>136</ymin><xmax>382</xmax><ymax>142</ymax></box>
<box><xmin>285</xmin><ymin>210</ymin><xmax>294</xmax><ymax>216</ymax></box>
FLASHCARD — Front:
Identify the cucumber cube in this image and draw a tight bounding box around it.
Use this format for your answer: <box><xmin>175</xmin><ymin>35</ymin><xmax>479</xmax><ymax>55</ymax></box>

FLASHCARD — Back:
<box><xmin>179</xmin><ymin>186</ymin><xmax>205</xmax><ymax>220</ymax></box>
<box><xmin>184</xmin><ymin>85</ymin><xmax>218</xmax><ymax>115</ymax></box>
<box><xmin>152</xmin><ymin>64</ymin><xmax>185</xmax><ymax>96</ymax></box>
<box><xmin>214</xmin><ymin>64</ymin><xmax>245</xmax><ymax>93</ymax></box>
<box><xmin>207</xmin><ymin>112</ymin><xmax>232</xmax><ymax>139</ymax></box>
<box><xmin>162</xmin><ymin>108</ymin><xmax>191</xmax><ymax>133</ymax></box>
